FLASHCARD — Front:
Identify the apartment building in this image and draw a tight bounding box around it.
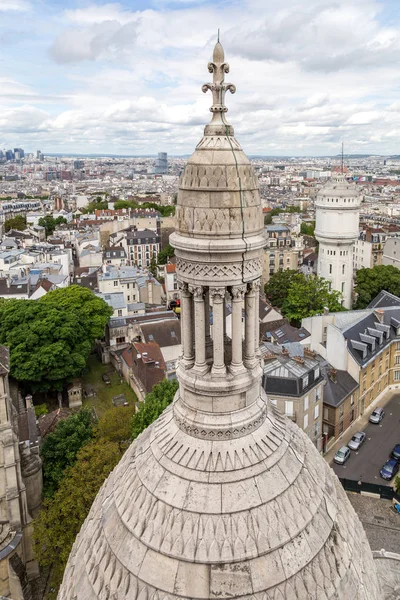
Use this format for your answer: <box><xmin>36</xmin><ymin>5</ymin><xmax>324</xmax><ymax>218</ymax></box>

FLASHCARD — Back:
<box><xmin>97</xmin><ymin>266</ymin><xmax>163</xmax><ymax>306</ymax></box>
<box><xmin>303</xmin><ymin>292</ymin><xmax>400</xmax><ymax>437</ymax></box>
<box><xmin>353</xmin><ymin>227</ymin><xmax>386</xmax><ymax>270</ymax></box>
<box><xmin>109</xmin><ymin>226</ymin><xmax>160</xmax><ymax>268</ymax></box>
<box><xmin>261</xmin><ymin>343</ymin><xmax>323</xmax><ymax>449</ymax></box>
<box><xmin>262</xmin><ymin>225</ymin><xmax>304</xmax><ymax>284</ymax></box>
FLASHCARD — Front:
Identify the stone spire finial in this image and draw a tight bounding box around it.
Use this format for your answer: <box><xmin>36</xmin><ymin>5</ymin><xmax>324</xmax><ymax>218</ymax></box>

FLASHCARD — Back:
<box><xmin>202</xmin><ymin>37</ymin><xmax>236</xmax><ymax>136</ymax></box>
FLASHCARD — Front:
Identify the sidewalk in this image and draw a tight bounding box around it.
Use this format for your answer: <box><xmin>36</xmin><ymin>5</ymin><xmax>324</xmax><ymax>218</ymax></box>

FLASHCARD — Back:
<box><xmin>323</xmin><ymin>387</ymin><xmax>396</xmax><ymax>465</ymax></box>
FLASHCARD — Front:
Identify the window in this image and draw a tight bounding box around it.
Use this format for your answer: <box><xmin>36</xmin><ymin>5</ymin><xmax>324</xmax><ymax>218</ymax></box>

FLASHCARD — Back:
<box><xmin>323</xmin><ymin>407</ymin><xmax>329</xmax><ymax>420</ymax></box>
<box><xmin>396</xmin><ymin>356</ymin><xmax>400</xmax><ymax>365</ymax></box>
<box><xmin>113</xmin><ymin>281</ymin><xmax>118</xmax><ymax>287</ymax></box>
<box><xmin>303</xmin><ymin>414</ymin><xmax>309</xmax><ymax>429</ymax></box>
<box><xmin>329</xmin><ymin>264</ymin><xmax>332</xmax><ymax>274</ymax></box>
<box><xmin>285</xmin><ymin>401</ymin><xmax>294</xmax><ymax>417</ymax></box>
<box><xmin>302</xmin><ymin>375</ymin><xmax>309</xmax><ymax>388</ymax></box>
<box><xmin>394</xmin><ymin>371</ymin><xmax>400</xmax><ymax>381</ymax></box>
<box><xmin>396</xmin><ymin>342</ymin><xmax>400</xmax><ymax>352</ymax></box>
<box><xmin>304</xmin><ymin>396</ymin><xmax>309</xmax><ymax>411</ymax></box>
<box><xmin>117</xmin><ymin>309</ymin><xmax>122</xmax><ymax>316</ymax></box>
<box><xmin>341</xmin><ymin>282</ymin><xmax>345</xmax><ymax>293</ymax></box>
<box><xmin>339</xmin><ymin>405</ymin><xmax>344</xmax><ymax>418</ymax></box>
<box><xmin>116</xmin><ymin>336</ymin><xmax>125</xmax><ymax>344</ymax></box>
<box><xmin>342</xmin><ymin>264</ymin><xmax>345</xmax><ymax>274</ymax></box>
<box><xmin>314</xmin><ymin>404</ymin><xmax>319</xmax><ymax>420</ymax></box>
<box><xmin>350</xmin><ymin>409</ymin><xmax>355</xmax><ymax>422</ymax></box>
<box><xmin>339</xmin><ymin>421</ymin><xmax>343</xmax><ymax>434</ymax></box>
<box><xmin>350</xmin><ymin>394</ymin><xmax>354</xmax><ymax>406</ymax></box>
<box><xmin>314</xmin><ymin>367</ymin><xmax>320</xmax><ymax>379</ymax></box>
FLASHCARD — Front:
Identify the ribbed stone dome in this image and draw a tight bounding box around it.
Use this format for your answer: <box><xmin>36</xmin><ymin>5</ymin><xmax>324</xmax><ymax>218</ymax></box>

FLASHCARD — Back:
<box><xmin>58</xmin><ymin>41</ymin><xmax>382</xmax><ymax>600</ymax></box>
<box><xmin>59</xmin><ymin>400</ymin><xmax>381</xmax><ymax>600</ymax></box>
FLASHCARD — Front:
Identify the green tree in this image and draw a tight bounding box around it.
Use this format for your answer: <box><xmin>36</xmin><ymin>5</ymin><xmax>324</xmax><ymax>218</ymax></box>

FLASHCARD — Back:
<box><xmin>4</xmin><ymin>215</ymin><xmax>26</xmax><ymax>232</ymax></box>
<box><xmin>353</xmin><ymin>265</ymin><xmax>400</xmax><ymax>309</ymax></box>
<box><xmin>132</xmin><ymin>379</ymin><xmax>178</xmax><ymax>440</ymax></box>
<box><xmin>40</xmin><ymin>408</ymin><xmax>94</xmax><ymax>497</ymax></box>
<box><xmin>157</xmin><ymin>244</ymin><xmax>175</xmax><ymax>265</ymax></box>
<box><xmin>282</xmin><ymin>275</ymin><xmax>344</xmax><ymax>323</ymax></box>
<box><xmin>264</xmin><ymin>270</ymin><xmax>303</xmax><ymax>308</ymax></box>
<box><xmin>96</xmin><ymin>404</ymin><xmax>135</xmax><ymax>450</ymax></box>
<box><xmin>38</xmin><ymin>215</ymin><xmax>67</xmax><ymax>237</ymax></box>
<box><xmin>0</xmin><ymin>286</ymin><xmax>112</xmax><ymax>392</ymax></box>
<box><xmin>149</xmin><ymin>256</ymin><xmax>157</xmax><ymax>277</ymax></box>
<box><xmin>300</xmin><ymin>221</ymin><xmax>315</xmax><ymax>236</ymax></box>
<box><xmin>33</xmin><ymin>439</ymin><xmax>121</xmax><ymax>595</ymax></box>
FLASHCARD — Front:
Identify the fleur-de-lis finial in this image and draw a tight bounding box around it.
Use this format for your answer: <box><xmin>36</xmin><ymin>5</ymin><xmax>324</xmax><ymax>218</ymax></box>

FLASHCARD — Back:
<box><xmin>202</xmin><ymin>36</ymin><xmax>236</xmax><ymax>136</ymax></box>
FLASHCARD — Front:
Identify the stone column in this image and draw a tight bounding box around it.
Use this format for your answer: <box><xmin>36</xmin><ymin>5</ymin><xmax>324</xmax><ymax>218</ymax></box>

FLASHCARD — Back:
<box><xmin>180</xmin><ymin>282</ymin><xmax>194</xmax><ymax>367</ymax></box>
<box><xmin>210</xmin><ymin>287</ymin><xmax>226</xmax><ymax>375</ymax></box>
<box><xmin>190</xmin><ymin>285</ymin><xmax>207</xmax><ymax>371</ymax></box>
<box><xmin>244</xmin><ymin>282</ymin><xmax>257</xmax><ymax>368</ymax></box>
<box><xmin>204</xmin><ymin>288</ymin><xmax>211</xmax><ymax>344</ymax></box>
<box><xmin>230</xmin><ymin>285</ymin><xmax>246</xmax><ymax>372</ymax></box>
<box><xmin>253</xmin><ymin>279</ymin><xmax>261</xmax><ymax>356</ymax></box>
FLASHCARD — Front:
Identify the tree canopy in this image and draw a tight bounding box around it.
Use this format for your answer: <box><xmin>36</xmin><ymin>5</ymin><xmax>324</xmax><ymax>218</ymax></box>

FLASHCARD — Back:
<box><xmin>265</xmin><ymin>271</ymin><xmax>344</xmax><ymax>322</ymax></box>
<box><xmin>353</xmin><ymin>265</ymin><xmax>400</xmax><ymax>309</ymax></box>
<box><xmin>157</xmin><ymin>244</ymin><xmax>175</xmax><ymax>265</ymax></box>
<box><xmin>34</xmin><ymin>383</ymin><xmax>175</xmax><ymax>597</ymax></box>
<box><xmin>41</xmin><ymin>408</ymin><xmax>94</xmax><ymax>497</ymax></box>
<box><xmin>0</xmin><ymin>286</ymin><xmax>112</xmax><ymax>391</ymax></box>
<box><xmin>38</xmin><ymin>215</ymin><xmax>67</xmax><ymax>237</ymax></box>
<box><xmin>300</xmin><ymin>221</ymin><xmax>315</xmax><ymax>237</ymax></box>
<box><xmin>4</xmin><ymin>215</ymin><xmax>26</xmax><ymax>232</ymax></box>
<box><xmin>34</xmin><ymin>438</ymin><xmax>121</xmax><ymax>597</ymax></box>
<box><xmin>132</xmin><ymin>378</ymin><xmax>178</xmax><ymax>440</ymax></box>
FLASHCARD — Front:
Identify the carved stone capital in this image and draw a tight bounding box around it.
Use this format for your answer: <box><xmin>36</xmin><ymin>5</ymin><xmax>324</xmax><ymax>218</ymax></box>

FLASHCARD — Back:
<box><xmin>230</xmin><ymin>284</ymin><xmax>246</xmax><ymax>301</ymax></box>
<box><xmin>210</xmin><ymin>287</ymin><xmax>225</xmax><ymax>302</ymax></box>
<box><xmin>250</xmin><ymin>278</ymin><xmax>262</xmax><ymax>292</ymax></box>
<box><xmin>178</xmin><ymin>280</ymin><xmax>189</xmax><ymax>294</ymax></box>
<box><xmin>188</xmin><ymin>285</ymin><xmax>204</xmax><ymax>299</ymax></box>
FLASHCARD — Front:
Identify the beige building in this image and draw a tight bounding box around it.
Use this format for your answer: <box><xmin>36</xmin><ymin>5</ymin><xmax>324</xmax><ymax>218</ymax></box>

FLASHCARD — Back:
<box><xmin>263</xmin><ymin>224</ymin><xmax>304</xmax><ymax>284</ymax></box>
<box><xmin>262</xmin><ymin>344</ymin><xmax>323</xmax><ymax>449</ymax></box>
<box><xmin>354</xmin><ymin>227</ymin><xmax>386</xmax><ymax>270</ymax></box>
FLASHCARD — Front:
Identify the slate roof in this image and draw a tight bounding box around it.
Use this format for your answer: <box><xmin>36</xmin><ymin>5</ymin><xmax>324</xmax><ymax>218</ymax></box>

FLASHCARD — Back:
<box><xmin>260</xmin><ymin>319</ymin><xmax>310</xmax><ymax>344</ymax></box>
<box><xmin>342</xmin><ymin>306</ymin><xmax>400</xmax><ymax>366</ymax></box>
<box><xmin>140</xmin><ymin>320</ymin><xmax>181</xmax><ymax>347</ymax></box>
<box><xmin>262</xmin><ymin>342</ymin><xmax>322</xmax><ymax>397</ymax></box>
<box><xmin>322</xmin><ymin>368</ymin><xmax>359</xmax><ymax>408</ymax></box>
<box><xmin>367</xmin><ymin>291</ymin><xmax>400</xmax><ymax>309</ymax></box>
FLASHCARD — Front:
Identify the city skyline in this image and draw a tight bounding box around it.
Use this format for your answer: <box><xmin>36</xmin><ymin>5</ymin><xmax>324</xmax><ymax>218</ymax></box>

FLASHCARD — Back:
<box><xmin>1</xmin><ymin>0</ymin><xmax>400</xmax><ymax>156</ymax></box>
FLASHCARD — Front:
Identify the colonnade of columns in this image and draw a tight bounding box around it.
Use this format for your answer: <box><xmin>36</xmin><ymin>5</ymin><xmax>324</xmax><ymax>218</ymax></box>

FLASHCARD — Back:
<box><xmin>180</xmin><ymin>280</ymin><xmax>261</xmax><ymax>374</ymax></box>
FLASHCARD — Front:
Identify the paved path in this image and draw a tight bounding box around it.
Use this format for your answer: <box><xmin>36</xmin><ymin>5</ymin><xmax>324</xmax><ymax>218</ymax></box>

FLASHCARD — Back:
<box><xmin>331</xmin><ymin>394</ymin><xmax>400</xmax><ymax>484</ymax></box>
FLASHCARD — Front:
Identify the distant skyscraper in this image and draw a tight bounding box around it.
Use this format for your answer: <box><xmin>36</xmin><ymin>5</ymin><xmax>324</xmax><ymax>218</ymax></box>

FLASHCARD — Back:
<box><xmin>5</xmin><ymin>150</ymin><xmax>14</xmax><ymax>161</ymax></box>
<box><xmin>74</xmin><ymin>160</ymin><xmax>84</xmax><ymax>170</ymax></box>
<box><xmin>154</xmin><ymin>151</ymin><xmax>168</xmax><ymax>174</ymax></box>
<box><xmin>14</xmin><ymin>147</ymin><xmax>24</xmax><ymax>160</ymax></box>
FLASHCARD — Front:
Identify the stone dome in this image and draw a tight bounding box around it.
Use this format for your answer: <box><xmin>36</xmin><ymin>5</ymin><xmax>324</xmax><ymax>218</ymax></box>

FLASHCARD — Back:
<box><xmin>58</xmin><ymin>41</ymin><xmax>382</xmax><ymax>600</ymax></box>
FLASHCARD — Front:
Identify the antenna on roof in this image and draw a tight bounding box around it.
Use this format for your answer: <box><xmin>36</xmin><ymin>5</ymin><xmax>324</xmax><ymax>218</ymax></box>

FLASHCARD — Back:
<box><xmin>217</xmin><ymin>28</ymin><xmax>220</xmax><ymax>43</ymax></box>
<box><xmin>341</xmin><ymin>141</ymin><xmax>344</xmax><ymax>174</ymax></box>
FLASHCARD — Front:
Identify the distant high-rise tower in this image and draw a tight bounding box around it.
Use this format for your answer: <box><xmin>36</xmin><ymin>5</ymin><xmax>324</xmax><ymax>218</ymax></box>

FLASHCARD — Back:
<box><xmin>315</xmin><ymin>173</ymin><xmax>361</xmax><ymax>308</ymax></box>
<box><xmin>154</xmin><ymin>151</ymin><xmax>168</xmax><ymax>174</ymax></box>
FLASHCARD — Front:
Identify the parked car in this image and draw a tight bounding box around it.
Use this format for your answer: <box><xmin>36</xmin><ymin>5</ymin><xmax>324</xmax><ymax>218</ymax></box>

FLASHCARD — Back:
<box><xmin>380</xmin><ymin>459</ymin><xmax>400</xmax><ymax>481</ymax></box>
<box><xmin>391</xmin><ymin>444</ymin><xmax>400</xmax><ymax>461</ymax></box>
<box><xmin>334</xmin><ymin>446</ymin><xmax>350</xmax><ymax>465</ymax></box>
<box><xmin>102</xmin><ymin>373</ymin><xmax>111</xmax><ymax>385</ymax></box>
<box><xmin>348</xmin><ymin>432</ymin><xmax>366</xmax><ymax>451</ymax></box>
<box><xmin>369</xmin><ymin>407</ymin><xmax>385</xmax><ymax>424</ymax></box>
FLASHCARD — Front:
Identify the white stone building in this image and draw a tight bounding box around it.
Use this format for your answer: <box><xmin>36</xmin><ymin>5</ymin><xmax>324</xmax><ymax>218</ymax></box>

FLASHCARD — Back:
<box><xmin>315</xmin><ymin>174</ymin><xmax>361</xmax><ymax>308</ymax></box>
<box><xmin>59</xmin><ymin>41</ymin><xmax>386</xmax><ymax>600</ymax></box>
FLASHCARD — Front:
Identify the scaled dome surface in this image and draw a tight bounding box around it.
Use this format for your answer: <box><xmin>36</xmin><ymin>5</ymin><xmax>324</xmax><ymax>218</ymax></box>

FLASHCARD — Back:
<box><xmin>58</xmin><ymin>42</ymin><xmax>381</xmax><ymax>600</ymax></box>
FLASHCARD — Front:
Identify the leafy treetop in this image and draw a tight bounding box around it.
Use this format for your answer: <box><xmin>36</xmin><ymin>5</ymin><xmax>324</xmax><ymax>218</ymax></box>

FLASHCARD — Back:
<box><xmin>132</xmin><ymin>378</ymin><xmax>178</xmax><ymax>440</ymax></box>
<box><xmin>353</xmin><ymin>265</ymin><xmax>400</xmax><ymax>309</ymax></box>
<box><xmin>4</xmin><ymin>215</ymin><xmax>26</xmax><ymax>232</ymax></box>
<box><xmin>0</xmin><ymin>286</ymin><xmax>112</xmax><ymax>392</ymax></box>
<box><xmin>40</xmin><ymin>408</ymin><xmax>94</xmax><ymax>497</ymax></box>
<box><xmin>265</xmin><ymin>271</ymin><xmax>344</xmax><ymax>323</ymax></box>
<box><xmin>38</xmin><ymin>215</ymin><xmax>67</xmax><ymax>237</ymax></box>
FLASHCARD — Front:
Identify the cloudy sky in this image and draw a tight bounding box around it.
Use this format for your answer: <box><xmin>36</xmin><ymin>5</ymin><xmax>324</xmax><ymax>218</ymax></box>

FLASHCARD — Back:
<box><xmin>1</xmin><ymin>0</ymin><xmax>400</xmax><ymax>156</ymax></box>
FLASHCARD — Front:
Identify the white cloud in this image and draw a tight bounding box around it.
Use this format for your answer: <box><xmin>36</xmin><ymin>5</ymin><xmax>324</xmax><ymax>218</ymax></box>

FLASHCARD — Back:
<box><xmin>0</xmin><ymin>0</ymin><xmax>31</xmax><ymax>11</ymax></box>
<box><xmin>2</xmin><ymin>0</ymin><xmax>400</xmax><ymax>154</ymax></box>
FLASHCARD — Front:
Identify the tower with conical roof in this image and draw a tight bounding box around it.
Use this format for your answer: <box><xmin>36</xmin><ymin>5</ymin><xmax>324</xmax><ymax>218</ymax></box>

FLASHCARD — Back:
<box><xmin>59</xmin><ymin>41</ymin><xmax>382</xmax><ymax>600</ymax></box>
<box><xmin>315</xmin><ymin>172</ymin><xmax>361</xmax><ymax>309</ymax></box>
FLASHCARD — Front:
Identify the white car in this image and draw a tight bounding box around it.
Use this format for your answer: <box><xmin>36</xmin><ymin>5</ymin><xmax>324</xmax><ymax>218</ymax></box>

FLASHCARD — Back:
<box><xmin>334</xmin><ymin>446</ymin><xmax>350</xmax><ymax>465</ymax></box>
<box><xmin>369</xmin><ymin>407</ymin><xmax>384</xmax><ymax>424</ymax></box>
<box><xmin>348</xmin><ymin>432</ymin><xmax>366</xmax><ymax>451</ymax></box>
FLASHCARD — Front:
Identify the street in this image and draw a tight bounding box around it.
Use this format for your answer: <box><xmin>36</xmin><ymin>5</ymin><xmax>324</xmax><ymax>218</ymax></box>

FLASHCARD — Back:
<box><xmin>331</xmin><ymin>394</ymin><xmax>400</xmax><ymax>484</ymax></box>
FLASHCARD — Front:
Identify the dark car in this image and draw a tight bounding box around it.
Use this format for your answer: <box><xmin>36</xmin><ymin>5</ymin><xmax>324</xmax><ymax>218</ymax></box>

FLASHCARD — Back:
<box><xmin>380</xmin><ymin>459</ymin><xmax>399</xmax><ymax>481</ymax></box>
<box><xmin>391</xmin><ymin>444</ymin><xmax>400</xmax><ymax>461</ymax></box>
<box><xmin>369</xmin><ymin>407</ymin><xmax>385</xmax><ymax>424</ymax></box>
<box><xmin>102</xmin><ymin>373</ymin><xmax>111</xmax><ymax>385</ymax></box>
